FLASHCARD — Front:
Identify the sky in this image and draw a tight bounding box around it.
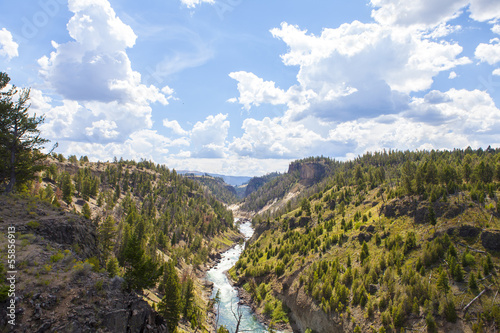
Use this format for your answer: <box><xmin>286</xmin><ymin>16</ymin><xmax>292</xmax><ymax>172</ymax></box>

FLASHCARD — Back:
<box><xmin>1</xmin><ymin>0</ymin><xmax>500</xmax><ymax>177</ymax></box>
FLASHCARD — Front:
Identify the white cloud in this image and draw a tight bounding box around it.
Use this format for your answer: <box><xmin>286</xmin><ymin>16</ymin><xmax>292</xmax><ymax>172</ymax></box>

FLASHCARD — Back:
<box><xmin>449</xmin><ymin>71</ymin><xmax>457</xmax><ymax>79</ymax></box>
<box><xmin>475</xmin><ymin>38</ymin><xmax>500</xmax><ymax>65</ymax></box>
<box><xmin>493</xmin><ymin>25</ymin><xmax>500</xmax><ymax>35</ymax></box>
<box><xmin>468</xmin><ymin>0</ymin><xmax>500</xmax><ymax>22</ymax></box>
<box><xmin>190</xmin><ymin>113</ymin><xmax>230</xmax><ymax>158</ymax></box>
<box><xmin>34</xmin><ymin>0</ymin><xmax>175</xmax><ymax>150</ymax></box>
<box><xmin>369</xmin><ymin>0</ymin><xmax>467</xmax><ymax>28</ymax></box>
<box><xmin>180</xmin><ymin>0</ymin><xmax>214</xmax><ymax>8</ymax></box>
<box><xmin>370</xmin><ymin>0</ymin><xmax>500</xmax><ymax>28</ymax></box>
<box><xmin>425</xmin><ymin>23</ymin><xmax>462</xmax><ymax>39</ymax></box>
<box><xmin>493</xmin><ymin>68</ymin><xmax>500</xmax><ymax>76</ymax></box>
<box><xmin>328</xmin><ymin>89</ymin><xmax>500</xmax><ymax>154</ymax></box>
<box><xmin>229</xmin><ymin>116</ymin><xmax>329</xmax><ymax>159</ymax></box>
<box><xmin>85</xmin><ymin>120</ymin><xmax>119</xmax><ymax>139</ymax></box>
<box><xmin>0</xmin><ymin>28</ymin><xmax>19</xmax><ymax>60</ymax></box>
<box><xmin>38</xmin><ymin>0</ymin><xmax>167</xmax><ymax>106</ymax></box>
<box><xmin>228</xmin><ymin>71</ymin><xmax>289</xmax><ymax>110</ymax></box>
<box><xmin>273</xmin><ymin>21</ymin><xmax>470</xmax><ymax>96</ymax></box>
<box><xmin>163</xmin><ymin>119</ymin><xmax>188</xmax><ymax>136</ymax></box>
<box><xmin>230</xmin><ymin>21</ymin><xmax>470</xmax><ymax>123</ymax></box>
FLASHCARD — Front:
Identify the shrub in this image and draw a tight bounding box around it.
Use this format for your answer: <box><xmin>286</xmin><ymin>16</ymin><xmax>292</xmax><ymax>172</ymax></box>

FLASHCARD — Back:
<box><xmin>426</xmin><ymin>312</ymin><xmax>437</xmax><ymax>333</ymax></box>
<box><xmin>50</xmin><ymin>251</ymin><xmax>65</xmax><ymax>263</ymax></box>
<box><xmin>27</xmin><ymin>220</ymin><xmax>40</xmax><ymax>228</ymax></box>
<box><xmin>72</xmin><ymin>261</ymin><xmax>93</xmax><ymax>279</ymax></box>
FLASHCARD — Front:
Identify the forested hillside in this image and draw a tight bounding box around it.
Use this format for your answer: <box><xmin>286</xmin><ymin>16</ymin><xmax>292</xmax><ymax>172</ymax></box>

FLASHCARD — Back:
<box><xmin>184</xmin><ymin>174</ymin><xmax>239</xmax><ymax>205</ymax></box>
<box><xmin>230</xmin><ymin>148</ymin><xmax>500</xmax><ymax>332</ymax></box>
<box><xmin>1</xmin><ymin>154</ymin><xmax>240</xmax><ymax>332</ymax></box>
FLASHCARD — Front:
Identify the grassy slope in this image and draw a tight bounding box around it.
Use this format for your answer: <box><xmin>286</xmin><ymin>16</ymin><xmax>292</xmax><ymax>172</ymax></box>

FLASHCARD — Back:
<box><xmin>232</xmin><ymin>184</ymin><xmax>500</xmax><ymax>332</ymax></box>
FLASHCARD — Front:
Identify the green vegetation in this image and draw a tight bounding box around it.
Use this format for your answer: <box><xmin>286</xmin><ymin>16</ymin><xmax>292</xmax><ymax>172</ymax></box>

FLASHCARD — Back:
<box><xmin>0</xmin><ymin>72</ymin><xmax>49</xmax><ymax>193</ymax></box>
<box><xmin>232</xmin><ymin>148</ymin><xmax>500</xmax><ymax>331</ymax></box>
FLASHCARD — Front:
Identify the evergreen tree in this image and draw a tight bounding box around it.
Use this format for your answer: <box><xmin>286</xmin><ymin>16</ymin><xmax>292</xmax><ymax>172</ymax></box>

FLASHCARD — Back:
<box><xmin>428</xmin><ymin>205</ymin><xmax>436</xmax><ymax>225</ymax></box>
<box><xmin>122</xmin><ymin>230</ymin><xmax>161</xmax><ymax>290</ymax></box>
<box><xmin>82</xmin><ymin>202</ymin><xmax>91</xmax><ymax>219</ymax></box>
<box><xmin>360</xmin><ymin>241</ymin><xmax>370</xmax><ymax>263</ymax></box>
<box><xmin>437</xmin><ymin>267</ymin><xmax>450</xmax><ymax>293</ymax></box>
<box><xmin>159</xmin><ymin>261</ymin><xmax>181</xmax><ymax>332</ymax></box>
<box><xmin>106</xmin><ymin>256</ymin><xmax>119</xmax><ymax>278</ymax></box>
<box><xmin>99</xmin><ymin>216</ymin><xmax>116</xmax><ymax>261</ymax></box>
<box><xmin>0</xmin><ymin>72</ymin><xmax>49</xmax><ymax>193</ymax></box>
<box><xmin>61</xmin><ymin>172</ymin><xmax>74</xmax><ymax>205</ymax></box>
<box><xmin>183</xmin><ymin>276</ymin><xmax>195</xmax><ymax>320</ymax></box>
<box><xmin>468</xmin><ymin>272</ymin><xmax>478</xmax><ymax>292</ymax></box>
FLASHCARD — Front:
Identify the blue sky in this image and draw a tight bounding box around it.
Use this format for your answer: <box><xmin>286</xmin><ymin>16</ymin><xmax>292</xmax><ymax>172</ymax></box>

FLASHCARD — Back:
<box><xmin>1</xmin><ymin>0</ymin><xmax>500</xmax><ymax>176</ymax></box>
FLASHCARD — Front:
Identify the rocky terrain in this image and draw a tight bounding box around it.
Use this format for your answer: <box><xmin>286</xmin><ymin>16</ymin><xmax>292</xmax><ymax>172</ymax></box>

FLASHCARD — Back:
<box><xmin>0</xmin><ymin>195</ymin><xmax>166</xmax><ymax>333</ymax></box>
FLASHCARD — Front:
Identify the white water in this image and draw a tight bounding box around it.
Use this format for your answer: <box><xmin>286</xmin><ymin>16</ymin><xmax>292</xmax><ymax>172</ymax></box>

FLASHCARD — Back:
<box><xmin>206</xmin><ymin>220</ymin><xmax>268</xmax><ymax>332</ymax></box>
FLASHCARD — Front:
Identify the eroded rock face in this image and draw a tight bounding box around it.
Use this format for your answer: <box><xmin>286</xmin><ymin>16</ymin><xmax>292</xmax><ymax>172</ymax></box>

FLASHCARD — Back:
<box><xmin>288</xmin><ymin>162</ymin><xmax>326</xmax><ymax>185</ymax></box>
<box><xmin>277</xmin><ymin>284</ymin><xmax>344</xmax><ymax>333</ymax></box>
<box><xmin>481</xmin><ymin>230</ymin><xmax>500</xmax><ymax>251</ymax></box>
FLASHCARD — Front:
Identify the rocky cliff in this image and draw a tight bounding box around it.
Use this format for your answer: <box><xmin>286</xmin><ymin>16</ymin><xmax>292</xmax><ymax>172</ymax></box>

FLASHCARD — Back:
<box><xmin>288</xmin><ymin>162</ymin><xmax>326</xmax><ymax>186</ymax></box>
<box><xmin>0</xmin><ymin>195</ymin><xmax>167</xmax><ymax>333</ymax></box>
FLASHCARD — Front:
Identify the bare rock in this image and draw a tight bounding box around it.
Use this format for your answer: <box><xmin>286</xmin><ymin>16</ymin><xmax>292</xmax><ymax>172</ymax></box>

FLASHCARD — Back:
<box><xmin>103</xmin><ymin>309</ymin><xmax>128</xmax><ymax>332</ymax></box>
<box><xmin>481</xmin><ymin>230</ymin><xmax>500</xmax><ymax>251</ymax></box>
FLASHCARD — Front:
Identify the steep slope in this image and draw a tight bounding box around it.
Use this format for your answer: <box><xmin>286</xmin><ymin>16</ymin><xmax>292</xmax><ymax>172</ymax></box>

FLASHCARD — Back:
<box><xmin>184</xmin><ymin>174</ymin><xmax>239</xmax><ymax>204</ymax></box>
<box><xmin>1</xmin><ymin>155</ymin><xmax>242</xmax><ymax>333</ymax></box>
<box><xmin>231</xmin><ymin>148</ymin><xmax>500</xmax><ymax>333</ymax></box>
<box><xmin>0</xmin><ymin>195</ymin><xmax>167</xmax><ymax>332</ymax></box>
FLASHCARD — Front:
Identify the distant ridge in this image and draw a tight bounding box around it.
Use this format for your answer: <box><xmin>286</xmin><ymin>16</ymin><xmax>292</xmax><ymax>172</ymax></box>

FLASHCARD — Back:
<box><xmin>177</xmin><ymin>170</ymin><xmax>252</xmax><ymax>186</ymax></box>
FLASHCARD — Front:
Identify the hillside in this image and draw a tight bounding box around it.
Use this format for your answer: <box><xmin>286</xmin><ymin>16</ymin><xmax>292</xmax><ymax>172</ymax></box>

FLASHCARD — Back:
<box><xmin>230</xmin><ymin>148</ymin><xmax>500</xmax><ymax>333</ymax></box>
<box><xmin>0</xmin><ymin>155</ymin><xmax>242</xmax><ymax>333</ymax></box>
<box><xmin>0</xmin><ymin>194</ymin><xmax>167</xmax><ymax>332</ymax></box>
<box><xmin>183</xmin><ymin>174</ymin><xmax>239</xmax><ymax>205</ymax></box>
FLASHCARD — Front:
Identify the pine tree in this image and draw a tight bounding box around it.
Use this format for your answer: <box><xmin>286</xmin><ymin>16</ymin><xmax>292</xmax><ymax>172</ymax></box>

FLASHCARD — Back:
<box><xmin>360</xmin><ymin>241</ymin><xmax>370</xmax><ymax>263</ymax></box>
<box><xmin>183</xmin><ymin>277</ymin><xmax>195</xmax><ymax>320</ymax></box>
<box><xmin>61</xmin><ymin>172</ymin><xmax>74</xmax><ymax>205</ymax></box>
<box><xmin>0</xmin><ymin>72</ymin><xmax>49</xmax><ymax>193</ymax></box>
<box><xmin>99</xmin><ymin>216</ymin><xmax>116</xmax><ymax>261</ymax></box>
<box><xmin>468</xmin><ymin>272</ymin><xmax>478</xmax><ymax>292</ymax></box>
<box><xmin>437</xmin><ymin>267</ymin><xmax>450</xmax><ymax>293</ymax></box>
<box><xmin>122</xmin><ymin>230</ymin><xmax>161</xmax><ymax>290</ymax></box>
<box><xmin>106</xmin><ymin>256</ymin><xmax>119</xmax><ymax>278</ymax></box>
<box><xmin>428</xmin><ymin>205</ymin><xmax>436</xmax><ymax>225</ymax></box>
<box><xmin>159</xmin><ymin>261</ymin><xmax>181</xmax><ymax>332</ymax></box>
<box><xmin>82</xmin><ymin>203</ymin><xmax>91</xmax><ymax>219</ymax></box>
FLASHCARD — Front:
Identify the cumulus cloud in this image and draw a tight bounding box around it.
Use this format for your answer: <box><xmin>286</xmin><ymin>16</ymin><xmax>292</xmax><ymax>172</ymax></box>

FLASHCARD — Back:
<box><xmin>493</xmin><ymin>68</ymin><xmax>500</xmax><ymax>76</ymax></box>
<box><xmin>190</xmin><ymin>113</ymin><xmax>230</xmax><ymax>158</ymax></box>
<box><xmin>475</xmin><ymin>38</ymin><xmax>500</xmax><ymax>65</ymax></box>
<box><xmin>326</xmin><ymin>89</ymin><xmax>500</xmax><ymax>155</ymax></box>
<box><xmin>38</xmin><ymin>0</ymin><xmax>170</xmax><ymax>105</ymax></box>
<box><xmin>229</xmin><ymin>116</ymin><xmax>335</xmax><ymax>159</ymax></box>
<box><xmin>230</xmin><ymin>21</ymin><xmax>470</xmax><ymax>122</ymax></box>
<box><xmin>163</xmin><ymin>119</ymin><xmax>188</xmax><ymax>136</ymax></box>
<box><xmin>35</xmin><ymin>0</ymin><xmax>175</xmax><ymax>148</ymax></box>
<box><xmin>370</xmin><ymin>0</ymin><xmax>500</xmax><ymax>28</ymax></box>
<box><xmin>0</xmin><ymin>28</ymin><xmax>19</xmax><ymax>60</ymax></box>
<box><xmin>370</xmin><ymin>0</ymin><xmax>467</xmax><ymax>28</ymax></box>
<box><xmin>228</xmin><ymin>71</ymin><xmax>289</xmax><ymax>110</ymax></box>
<box><xmin>493</xmin><ymin>25</ymin><xmax>500</xmax><ymax>35</ymax></box>
<box><xmin>180</xmin><ymin>0</ymin><xmax>214</xmax><ymax>9</ymax></box>
<box><xmin>468</xmin><ymin>0</ymin><xmax>500</xmax><ymax>22</ymax></box>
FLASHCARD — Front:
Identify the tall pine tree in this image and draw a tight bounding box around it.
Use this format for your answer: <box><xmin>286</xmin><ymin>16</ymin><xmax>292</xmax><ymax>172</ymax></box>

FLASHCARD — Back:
<box><xmin>159</xmin><ymin>260</ymin><xmax>181</xmax><ymax>332</ymax></box>
<box><xmin>0</xmin><ymin>72</ymin><xmax>49</xmax><ymax>193</ymax></box>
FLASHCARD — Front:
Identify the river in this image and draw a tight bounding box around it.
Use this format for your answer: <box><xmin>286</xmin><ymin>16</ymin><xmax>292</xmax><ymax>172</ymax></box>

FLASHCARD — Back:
<box><xmin>206</xmin><ymin>219</ymin><xmax>268</xmax><ymax>333</ymax></box>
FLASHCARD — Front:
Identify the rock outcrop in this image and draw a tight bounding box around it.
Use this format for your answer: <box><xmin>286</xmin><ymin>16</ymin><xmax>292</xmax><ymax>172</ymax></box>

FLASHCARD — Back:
<box><xmin>481</xmin><ymin>229</ymin><xmax>500</xmax><ymax>251</ymax></box>
<box><xmin>288</xmin><ymin>162</ymin><xmax>326</xmax><ymax>186</ymax></box>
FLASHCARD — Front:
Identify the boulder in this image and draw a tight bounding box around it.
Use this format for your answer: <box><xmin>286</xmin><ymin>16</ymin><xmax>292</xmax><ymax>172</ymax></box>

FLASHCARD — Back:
<box><xmin>481</xmin><ymin>230</ymin><xmax>500</xmax><ymax>251</ymax></box>
<box><xmin>103</xmin><ymin>309</ymin><xmax>128</xmax><ymax>332</ymax></box>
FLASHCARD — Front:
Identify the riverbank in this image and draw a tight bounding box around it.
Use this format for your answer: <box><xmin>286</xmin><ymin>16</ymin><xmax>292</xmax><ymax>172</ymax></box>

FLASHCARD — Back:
<box><xmin>227</xmin><ymin>272</ymin><xmax>295</xmax><ymax>333</ymax></box>
<box><xmin>205</xmin><ymin>219</ymin><xmax>270</xmax><ymax>333</ymax></box>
